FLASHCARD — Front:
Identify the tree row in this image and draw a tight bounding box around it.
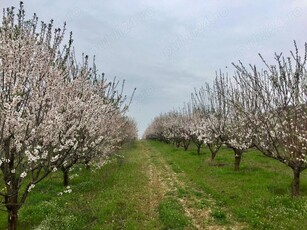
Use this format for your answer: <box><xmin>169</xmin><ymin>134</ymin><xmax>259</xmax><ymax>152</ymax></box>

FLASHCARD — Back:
<box><xmin>0</xmin><ymin>3</ymin><xmax>137</xmax><ymax>229</ymax></box>
<box><xmin>144</xmin><ymin>41</ymin><xmax>307</xmax><ymax>198</ymax></box>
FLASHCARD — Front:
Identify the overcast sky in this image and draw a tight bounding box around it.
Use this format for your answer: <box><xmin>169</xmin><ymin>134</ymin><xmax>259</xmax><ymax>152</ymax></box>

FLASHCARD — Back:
<box><xmin>1</xmin><ymin>0</ymin><xmax>307</xmax><ymax>136</ymax></box>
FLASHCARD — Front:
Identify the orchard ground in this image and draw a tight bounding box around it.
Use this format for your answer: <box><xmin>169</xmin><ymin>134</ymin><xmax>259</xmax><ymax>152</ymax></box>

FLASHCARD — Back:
<box><xmin>1</xmin><ymin>141</ymin><xmax>307</xmax><ymax>229</ymax></box>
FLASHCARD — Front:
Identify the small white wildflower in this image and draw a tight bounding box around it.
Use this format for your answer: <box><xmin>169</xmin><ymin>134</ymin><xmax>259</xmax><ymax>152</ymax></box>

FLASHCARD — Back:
<box><xmin>64</xmin><ymin>189</ymin><xmax>72</xmax><ymax>193</ymax></box>
<box><xmin>28</xmin><ymin>184</ymin><xmax>35</xmax><ymax>192</ymax></box>
<box><xmin>52</xmin><ymin>167</ymin><xmax>57</xmax><ymax>172</ymax></box>
<box><xmin>11</xmin><ymin>169</ymin><xmax>15</xmax><ymax>173</ymax></box>
<box><xmin>20</xmin><ymin>172</ymin><xmax>27</xmax><ymax>178</ymax></box>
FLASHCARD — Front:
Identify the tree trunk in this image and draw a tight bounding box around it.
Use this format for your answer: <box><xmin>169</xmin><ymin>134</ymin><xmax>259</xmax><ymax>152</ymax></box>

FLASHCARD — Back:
<box><xmin>197</xmin><ymin>145</ymin><xmax>201</xmax><ymax>155</ymax></box>
<box><xmin>183</xmin><ymin>140</ymin><xmax>190</xmax><ymax>151</ymax></box>
<box><xmin>62</xmin><ymin>168</ymin><xmax>69</xmax><ymax>187</ymax></box>
<box><xmin>207</xmin><ymin>143</ymin><xmax>220</xmax><ymax>161</ymax></box>
<box><xmin>85</xmin><ymin>159</ymin><xmax>91</xmax><ymax>170</ymax></box>
<box><xmin>211</xmin><ymin>151</ymin><xmax>217</xmax><ymax>161</ymax></box>
<box><xmin>234</xmin><ymin>149</ymin><xmax>242</xmax><ymax>171</ymax></box>
<box><xmin>6</xmin><ymin>191</ymin><xmax>19</xmax><ymax>230</ymax></box>
<box><xmin>292</xmin><ymin>168</ymin><xmax>301</xmax><ymax>197</ymax></box>
<box><xmin>8</xmin><ymin>209</ymin><xmax>18</xmax><ymax>230</ymax></box>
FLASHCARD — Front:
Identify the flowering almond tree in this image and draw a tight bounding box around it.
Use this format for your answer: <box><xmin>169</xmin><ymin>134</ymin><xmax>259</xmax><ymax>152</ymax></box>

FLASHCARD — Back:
<box><xmin>143</xmin><ymin>113</ymin><xmax>169</xmax><ymax>142</ymax></box>
<box><xmin>56</xmin><ymin>59</ymin><xmax>134</xmax><ymax>185</ymax></box>
<box><xmin>176</xmin><ymin>108</ymin><xmax>192</xmax><ymax>151</ymax></box>
<box><xmin>120</xmin><ymin>117</ymin><xmax>138</xmax><ymax>144</ymax></box>
<box><xmin>0</xmin><ymin>4</ymin><xmax>76</xmax><ymax>229</ymax></box>
<box><xmin>194</xmin><ymin>74</ymin><xmax>253</xmax><ymax>170</ymax></box>
<box><xmin>149</xmin><ymin>110</ymin><xmax>191</xmax><ymax>150</ymax></box>
<box><xmin>193</xmin><ymin>84</ymin><xmax>223</xmax><ymax>161</ymax></box>
<box><xmin>188</xmin><ymin>109</ymin><xmax>206</xmax><ymax>155</ymax></box>
<box><xmin>0</xmin><ymin>3</ymin><xmax>137</xmax><ymax>229</ymax></box>
<box><xmin>191</xmin><ymin>114</ymin><xmax>222</xmax><ymax>160</ymax></box>
<box><xmin>232</xmin><ymin>42</ymin><xmax>307</xmax><ymax>196</ymax></box>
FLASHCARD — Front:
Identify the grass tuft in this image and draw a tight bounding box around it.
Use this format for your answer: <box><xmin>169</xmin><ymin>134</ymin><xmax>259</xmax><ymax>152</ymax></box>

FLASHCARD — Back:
<box><xmin>158</xmin><ymin>198</ymin><xmax>190</xmax><ymax>229</ymax></box>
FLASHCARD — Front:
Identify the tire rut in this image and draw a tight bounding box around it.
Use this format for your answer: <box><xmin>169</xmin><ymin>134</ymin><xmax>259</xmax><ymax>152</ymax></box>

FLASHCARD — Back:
<box><xmin>141</xmin><ymin>141</ymin><xmax>246</xmax><ymax>230</ymax></box>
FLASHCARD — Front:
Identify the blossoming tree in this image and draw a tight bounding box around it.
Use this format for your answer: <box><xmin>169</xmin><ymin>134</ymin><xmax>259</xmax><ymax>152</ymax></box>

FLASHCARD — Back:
<box><xmin>194</xmin><ymin>75</ymin><xmax>253</xmax><ymax>170</ymax></box>
<box><xmin>232</xmin><ymin>42</ymin><xmax>307</xmax><ymax>196</ymax></box>
<box><xmin>0</xmin><ymin>3</ymin><xmax>136</xmax><ymax>229</ymax></box>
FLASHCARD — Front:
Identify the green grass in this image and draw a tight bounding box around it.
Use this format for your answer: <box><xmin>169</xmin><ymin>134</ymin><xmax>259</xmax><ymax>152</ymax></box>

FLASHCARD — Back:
<box><xmin>158</xmin><ymin>198</ymin><xmax>190</xmax><ymax>229</ymax></box>
<box><xmin>1</xmin><ymin>140</ymin><xmax>306</xmax><ymax>229</ymax></box>
<box><xmin>210</xmin><ymin>209</ymin><xmax>227</xmax><ymax>222</ymax></box>
<box><xmin>147</xmin><ymin>140</ymin><xmax>307</xmax><ymax>230</ymax></box>
<box><xmin>0</xmin><ymin>142</ymin><xmax>163</xmax><ymax>230</ymax></box>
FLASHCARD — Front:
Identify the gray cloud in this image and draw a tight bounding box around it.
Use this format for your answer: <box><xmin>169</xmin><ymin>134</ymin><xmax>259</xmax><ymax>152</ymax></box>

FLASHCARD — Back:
<box><xmin>1</xmin><ymin>0</ymin><xmax>307</xmax><ymax>136</ymax></box>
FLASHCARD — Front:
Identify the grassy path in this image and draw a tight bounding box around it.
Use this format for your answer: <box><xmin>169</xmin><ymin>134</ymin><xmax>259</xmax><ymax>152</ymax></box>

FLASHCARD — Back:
<box><xmin>141</xmin><ymin>141</ymin><xmax>244</xmax><ymax>230</ymax></box>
